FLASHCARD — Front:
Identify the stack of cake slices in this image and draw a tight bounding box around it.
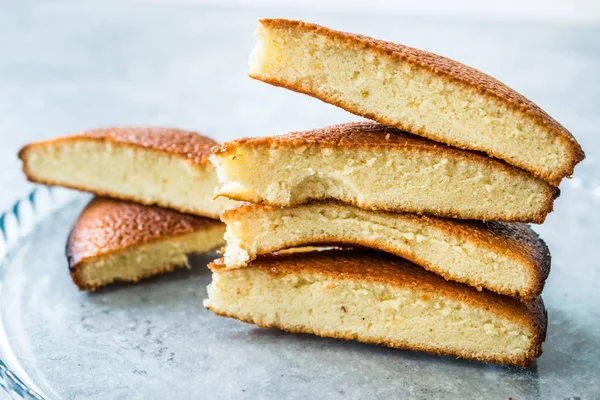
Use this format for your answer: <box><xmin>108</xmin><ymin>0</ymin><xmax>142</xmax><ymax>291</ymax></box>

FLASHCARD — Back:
<box><xmin>19</xmin><ymin>127</ymin><xmax>234</xmax><ymax>290</ymax></box>
<box><xmin>204</xmin><ymin>19</ymin><xmax>585</xmax><ymax>367</ymax></box>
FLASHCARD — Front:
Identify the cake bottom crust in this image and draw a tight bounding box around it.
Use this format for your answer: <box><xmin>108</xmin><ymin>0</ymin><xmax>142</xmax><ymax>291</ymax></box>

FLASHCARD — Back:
<box><xmin>206</xmin><ymin>305</ymin><xmax>539</xmax><ymax>367</ymax></box>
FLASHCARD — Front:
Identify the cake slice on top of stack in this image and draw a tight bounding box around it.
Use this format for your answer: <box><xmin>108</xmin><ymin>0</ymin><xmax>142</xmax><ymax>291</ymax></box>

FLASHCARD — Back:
<box><xmin>205</xmin><ymin>19</ymin><xmax>585</xmax><ymax>367</ymax></box>
<box><xmin>249</xmin><ymin>19</ymin><xmax>584</xmax><ymax>186</ymax></box>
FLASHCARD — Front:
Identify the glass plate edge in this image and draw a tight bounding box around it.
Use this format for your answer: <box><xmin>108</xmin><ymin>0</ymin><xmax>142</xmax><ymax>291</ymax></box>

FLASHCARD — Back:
<box><xmin>0</xmin><ymin>187</ymin><xmax>80</xmax><ymax>400</ymax></box>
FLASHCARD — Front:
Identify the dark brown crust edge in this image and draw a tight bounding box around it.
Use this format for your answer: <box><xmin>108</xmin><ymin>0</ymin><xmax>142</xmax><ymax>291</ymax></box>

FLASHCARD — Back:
<box><xmin>250</xmin><ymin>19</ymin><xmax>586</xmax><ymax>185</ymax></box>
<box><xmin>524</xmin><ymin>233</ymin><xmax>551</xmax><ymax>303</ymax></box>
<box><xmin>19</xmin><ymin>138</ymin><xmax>221</xmax><ymax>219</ymax></box>
<box><xmin>206</xmin><ymin>300</ymin><xmax>546</xmax><ymax>367</ymax></box>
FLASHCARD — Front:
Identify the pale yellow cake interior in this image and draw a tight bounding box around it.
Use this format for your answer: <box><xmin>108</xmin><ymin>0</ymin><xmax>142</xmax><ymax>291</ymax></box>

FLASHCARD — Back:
<box><xmin>73</xmin><ymin>225</ymin><xmax>225</xmax><ymax>289</ymax></box>
<box><xmin>212</xmin><ymin>145</ymin><xmax>553</xmax><ymax>221</ymax></box>
<box><xmin>249</xmin><ymin>22</ymin><xmax>572</xmax><ymax>183</ymax></box>
<box><xmin>205</xmin><ymin>268</ymin><xmax>537</xmax><ymax>364</ymax></box>
<box><xmin>24</xmin><ymin>140</ymin><xmax>234</xmax><ymax>218</ymax></box>
<box><xmin>222</xmin><ymin>203</ymin><xmax>534</xmax><ymax>298</ymax></box>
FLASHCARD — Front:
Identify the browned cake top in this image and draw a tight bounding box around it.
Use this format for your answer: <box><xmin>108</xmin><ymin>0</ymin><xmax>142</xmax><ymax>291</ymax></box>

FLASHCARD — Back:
<box><xmin>67</xmin><ymin>197</ymin><xmax>221</xmax><ymax>267</ymax></box>
<box><xmin>214</xmin><ymin>122</ymin><xmax>432</xmax><ymax>153</ymax></box>
<box><xmin>261</xmin><ymin>19</ymin><xmax>581</xmax><ymax>153</ymax></box>
<box><xmin>214</xmin><ymin>122</ymin><xmax>548</xmax><ymax>178</ymax></box>
<box><xmin>209</xmin><ymin>249</ymin><xmax>546</xmax><ymax>331</ymax></box>
<box><xmin>20</xmin><ymin>127</ymin><xmax>218</xmax><ymax>165</ymax></box>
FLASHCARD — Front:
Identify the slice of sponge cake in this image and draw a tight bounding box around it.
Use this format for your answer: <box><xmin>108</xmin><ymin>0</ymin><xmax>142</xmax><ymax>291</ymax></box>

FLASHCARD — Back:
<box><xmin>205</xmin><ymin>249</ymin><xmax>547</xmax><ymax>367</ymax></box>
<box><xmin>19</xmin><ymin>127</ymin><xmax>234</xmax><ymax>219</ymax></box>
<box><xmin>211</xmin><ymin>122</ymin><xmax>558</xmax><ymax>223</ymax></box>
<box><xmin>68</xmin><ymin>197</ymin><xmax>225</xmax><ymax>290</ymax></box>
<box><xmin>220</xmin><ymin>201</ymin><xmax>550</xmax><ymax>302</ymax></box>
<box><xmin>249</xmin><ymin>19</ymin><xmax>584</xmax><ymax>185</ymax></box>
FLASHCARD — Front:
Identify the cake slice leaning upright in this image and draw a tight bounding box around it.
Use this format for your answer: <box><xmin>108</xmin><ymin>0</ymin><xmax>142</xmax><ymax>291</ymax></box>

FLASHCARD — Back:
<box><xmin>249</xmin><ymin>19</ymin><xmax>584</xmax><ymax>186</ymax></box>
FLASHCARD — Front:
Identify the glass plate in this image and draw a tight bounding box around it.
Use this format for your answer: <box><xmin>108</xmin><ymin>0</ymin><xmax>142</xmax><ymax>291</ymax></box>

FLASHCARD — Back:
<box><xmin>0</xmin><ymin>187</ymin><xmax>598</xmax><ymax>399</ymax></box>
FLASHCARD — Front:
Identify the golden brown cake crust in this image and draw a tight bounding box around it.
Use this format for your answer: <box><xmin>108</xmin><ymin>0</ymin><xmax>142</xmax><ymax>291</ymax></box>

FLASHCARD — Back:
<box><xmin>19</xmin><ymin>126</ymin><xmax>218</xmax><ymax>166</ymax></box>
<box><xmin>221</xmin><ymin>201</ymin><xmax>551</xmax><ymax>302</ymax></box>
<box><xmin>251</xmin><ymin>19</ymin><xmax>585</xmax><ymax>185</ymax></box>
<box><xmin>213</xmin><ymin>122</ymin><xmax>555</xmax><ymax>180</ymax></box>
<box><xmin>215</xmin><ymin>121</ymin><xmax>502</xmax><ymax>158</ymax></box>
<box><xmin>67</xmin><ymin>197</ymin><xmax>222</xmax><ymax>270</ymax></box>
<box><xmin>208</xmin><ymin>249</ymin><xmax>547</xmax><ymax>367</ymax></box>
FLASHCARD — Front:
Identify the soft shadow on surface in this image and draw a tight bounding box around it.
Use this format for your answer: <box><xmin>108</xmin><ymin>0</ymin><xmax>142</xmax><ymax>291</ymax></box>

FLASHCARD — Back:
<box><xmin>236</xmin><ymin>303</ymin><xmax>600</xmax><ymax>397</ymax></box>
<box><xmin>537</xmin><ymin>307</ymin><xmax>600</xmax><ymax>376</ymax></box>
<box><xmin>241</xmin><ymin>326</ymin><xmax>541</xmax><ymax>398</ymax></box>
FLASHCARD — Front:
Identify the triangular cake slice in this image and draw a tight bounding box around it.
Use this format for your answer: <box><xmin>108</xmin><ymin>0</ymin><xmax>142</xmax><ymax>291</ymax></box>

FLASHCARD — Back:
<box><xmin>19</xmin><ymin>127</ymin><xmax>233</xmax><ymax>218</ymax></box>
<box><xmin>68</xmin><ymin>197</ymin><xmax>225</xmax><ymax>290</ymax></box>
<box><xmin>249</xmin><ymin>19</ymin><xmax>584</xmax><ymax>185</ymax></box>
<box><xmin>211</xmin><ymin>122</ymin><xmax>558</xmax><ymax>223</ymax></box>
<box><xmin>220</xmin><ymin>201</ymin><xmax>550</xmax><ymax>302</ymax></box>
<box><xmin>205</xmin><ymin>249</ymin><xmax>547</xmax><ymax>367</ymax></box>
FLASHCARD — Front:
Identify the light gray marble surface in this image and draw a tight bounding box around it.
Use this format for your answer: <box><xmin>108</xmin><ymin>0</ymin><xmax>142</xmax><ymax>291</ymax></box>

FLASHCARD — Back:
<box><xmin>0</xmin><ymin>191</ymin><xmax>597</xmax><ymax>400</ymax></box>
<box><xmin>0</xmin><ymin>1</ymin><xmax>599</xmax><ymax>399</ymax></box>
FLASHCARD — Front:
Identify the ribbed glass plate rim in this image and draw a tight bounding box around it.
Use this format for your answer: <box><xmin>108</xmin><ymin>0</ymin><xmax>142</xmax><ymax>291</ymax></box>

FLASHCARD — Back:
<box><xmin>0</xmin><ymin>187</ymin><xmax>79</xmax><ymax>400</ymax></box>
